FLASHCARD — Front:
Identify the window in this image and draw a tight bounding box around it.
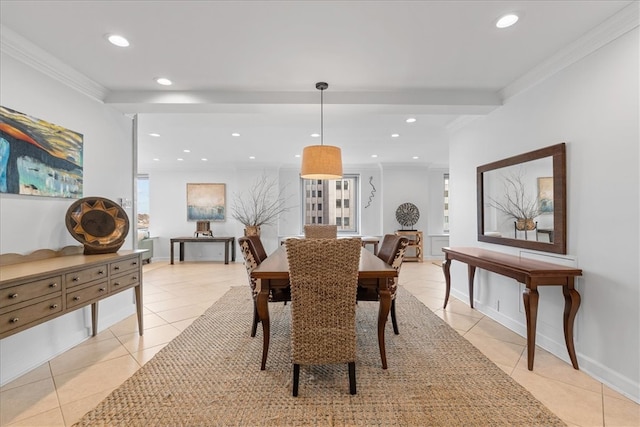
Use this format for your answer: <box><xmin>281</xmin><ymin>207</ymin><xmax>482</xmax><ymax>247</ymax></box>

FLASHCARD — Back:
<box><xmin>301</xmin><ymin>175</ymin><xmax>359</xmax><ymax>233</ymax></box>
<box><xmin>137</xmin><ymin>175</ymin><xmax>150</xmax><ymax>229</ymax></box>
<box><xmin>444</xmin><ymin>173</ymin><xmax>450</xmax><ymax>233</ymax></box>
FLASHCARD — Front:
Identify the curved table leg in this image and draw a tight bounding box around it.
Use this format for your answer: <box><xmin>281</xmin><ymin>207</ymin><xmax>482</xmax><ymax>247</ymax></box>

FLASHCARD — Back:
<box><xmin>563</xmin><ymin>281</ymin><xmax>581</xmax><ymax>369</ymax></box>
<box><xmin>467</xmin><ymin>265</ymin><xmax>476</xmax><ymax>309</ymax></box>
<box><xmin>442</xmin><ymin>258</ymin><xmax>451</xmax><ymax>309</ymax></box>
<box><xmin>255</xmin><ymin>279</ymin><xmax>270</xmax><ymax>370</ymax></box>
<box><xmin>378</xmin><ymin>285</ymin><xmax>391</xmax><ymax>369</ymax></box>
<box><xmin>523</xmin><ymin>286</ymin><xmax>539</xmax><ymax>371</ymax></box>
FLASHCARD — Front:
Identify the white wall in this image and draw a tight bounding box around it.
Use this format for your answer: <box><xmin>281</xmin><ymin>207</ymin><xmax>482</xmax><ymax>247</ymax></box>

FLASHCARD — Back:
<box><xmin>0</xmin><ymin>54</ymin><xmax>135</xmax><ymax>385</ymax></box>
<box><xmin>448</xmin><ymin>28</ymin><xmax>639</xmax><ymax>401</ymax></box>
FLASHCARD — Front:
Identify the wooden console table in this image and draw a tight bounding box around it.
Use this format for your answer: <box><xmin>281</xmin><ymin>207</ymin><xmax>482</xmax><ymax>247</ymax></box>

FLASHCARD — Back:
<box><xmin>170</xmin><ymin>236</ymin><xmax>236</xmax><ymax>265</ymax></box>
<box><xmin>442</xmin><ymin>247</ymin><xmax>582</xmax><ymax>371</ymax></box>
<box><xmin>1</xmin><ymin>248</ymin><xmax>144</xmax><ymax>339</ymax></box>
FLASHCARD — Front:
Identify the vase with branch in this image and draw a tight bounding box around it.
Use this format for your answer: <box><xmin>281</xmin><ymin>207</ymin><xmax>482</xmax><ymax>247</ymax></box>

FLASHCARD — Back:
<box><xmin>488</xmin><ymin>170</ymin><xmax>541</xmax><ymax>231</ymax></box>
<box><xmin>231</xmin><ymin>174</ymin><xmax>293</xmax><ymax>236</ymax></box>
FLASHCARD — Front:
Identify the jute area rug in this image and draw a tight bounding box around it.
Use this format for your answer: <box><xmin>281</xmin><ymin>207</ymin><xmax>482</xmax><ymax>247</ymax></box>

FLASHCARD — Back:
<box><xmin>74</xmin><ymin>287</ymin><xmax>564</xmax><ymax>426</ymax></box>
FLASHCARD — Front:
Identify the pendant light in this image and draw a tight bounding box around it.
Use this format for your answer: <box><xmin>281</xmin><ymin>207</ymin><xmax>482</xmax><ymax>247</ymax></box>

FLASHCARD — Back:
<box><xmin>300</xmin><ymin>82</ymin><xmax>343</xmax><ymax>180</ymax></box>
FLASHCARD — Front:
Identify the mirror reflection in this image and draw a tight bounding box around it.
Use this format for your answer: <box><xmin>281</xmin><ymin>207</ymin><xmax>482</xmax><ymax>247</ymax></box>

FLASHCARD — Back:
<box><xmin>477</xmin><ymin>143</ymin><xmax>566</xmax><ymax>254</ymax></box>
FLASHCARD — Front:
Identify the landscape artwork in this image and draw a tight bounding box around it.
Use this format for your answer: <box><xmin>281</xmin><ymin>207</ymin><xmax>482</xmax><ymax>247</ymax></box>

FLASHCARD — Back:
<box><xmin>0</xmin><ymin>106</ymin><xmax>83</xmax><ymax>198</ymax></box>
<box><xmin>187</xmin><ymin>183</ymin><xmax>226</xmax><ymax>221</ymax></box>
<box><xmin>537</xmin><ymin>176</ymin><xmax>554</xmax><ymax>213</ymax></box>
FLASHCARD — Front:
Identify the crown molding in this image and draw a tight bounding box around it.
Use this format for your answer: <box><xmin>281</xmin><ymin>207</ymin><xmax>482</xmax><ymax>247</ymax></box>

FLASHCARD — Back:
<box><xmin>501</xmin><ymin>3</ymin><xmax>639</xmax><ymax>101</ymax></box>
<box><xmin>0</xmin><ymin>25</ymin><xmax>108</xmax><ymax>102</ymax></box>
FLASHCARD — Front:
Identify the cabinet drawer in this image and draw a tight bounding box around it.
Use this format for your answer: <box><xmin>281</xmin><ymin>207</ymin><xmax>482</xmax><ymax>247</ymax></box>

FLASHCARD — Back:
<box><xmin>0</xmin><ymin>297</ymin><xmax>63</xmax><ymax>334</ymax></box>
<box><xmin>110</xmin><ymin>271</ymin><xmax>139</xmax><ymax>293</ymax></box>
<box><xmin>66</xmin><ymin>282</ymin><xmax>108</xmax><ymax>309</ymax></box>
<box><xmin>0</xmin><ymin>276</ymin><xmax>62</xmax><ymax>309</ymax></box>
<box><xmin>65</xmin><ymin>265</ymin><xmax>108</xmax><ymax>288</ymax></box>
<box><xmin>110</xmin><ymin>257</ymin><xmax>140</xmax><ymax>275</ymax></box>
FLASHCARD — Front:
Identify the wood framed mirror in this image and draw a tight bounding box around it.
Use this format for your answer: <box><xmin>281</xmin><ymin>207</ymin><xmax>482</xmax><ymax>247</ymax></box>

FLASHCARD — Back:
<box><xmin>477</xmin><ymin>143</ymin><xmax>566</xmax><ymax>254</ymax></box>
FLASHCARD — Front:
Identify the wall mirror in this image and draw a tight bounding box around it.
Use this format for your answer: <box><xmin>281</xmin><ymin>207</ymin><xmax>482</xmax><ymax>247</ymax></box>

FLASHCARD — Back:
<box><xmin>477</xmin><ymin>143</ymin><xmax>566</xmax><ymax>254</ymax></box>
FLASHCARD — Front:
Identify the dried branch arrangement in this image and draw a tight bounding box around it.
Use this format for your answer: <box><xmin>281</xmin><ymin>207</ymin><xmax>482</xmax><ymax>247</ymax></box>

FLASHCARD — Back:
<box><xmin>231</xmin><ymin>174</ymin><xmax>293</xmax><ymax>227</ymax></box>
<box><xmin>489</xmin><ymin>170</ymin><xmax>541</xmax><ymax>221</ymax></box>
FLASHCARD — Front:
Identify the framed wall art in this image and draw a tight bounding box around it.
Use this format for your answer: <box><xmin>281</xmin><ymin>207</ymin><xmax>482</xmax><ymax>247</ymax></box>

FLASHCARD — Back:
<box><xmin>537</xmin><ymin>176</ymin><xmax>553</xmax><ymax>213</ymax></box>
<box><xmin>186</xmin><ymin>183</ymin><xmax>226</xmax><ymax>221</ymax></box>
<box><xmin>0</xmin><ymin>105</ymin><xmax>83</xmax><ymax>198</ymax></box>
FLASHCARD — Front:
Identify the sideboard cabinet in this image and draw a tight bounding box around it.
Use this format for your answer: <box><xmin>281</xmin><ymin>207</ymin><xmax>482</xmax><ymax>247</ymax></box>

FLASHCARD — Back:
<box><xmin>0</xmin><ymin>249</ymin><xmax>144</xmax><ymax>339</ymax></box>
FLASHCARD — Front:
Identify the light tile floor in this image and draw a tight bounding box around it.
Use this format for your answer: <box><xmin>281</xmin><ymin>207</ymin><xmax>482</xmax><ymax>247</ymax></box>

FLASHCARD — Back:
<box><xmin>1</xmin><ymin>260</ymin><xmax>638</xmax><ymax>426</ymax></box>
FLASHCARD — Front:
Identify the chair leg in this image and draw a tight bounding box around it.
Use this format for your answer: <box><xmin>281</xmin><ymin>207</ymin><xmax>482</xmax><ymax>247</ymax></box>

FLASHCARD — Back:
<box><xmin>348</xmin><ymin>362</ymin><xmax>356</xmax><ymax>395</ymax></box>
<box><xmin>391</xmin><ymin>299</ymin><xmax>399</xmax><ymax>335</ymax></box>
<box><xmin>250</xmin><ymin>302</ymin><xmax>259</xmax><ymax>337</ymax></box>
<box><xmin>292</xmin><ymin>364</ymin><xmax>300</xmax><ymax>397</ymax></box>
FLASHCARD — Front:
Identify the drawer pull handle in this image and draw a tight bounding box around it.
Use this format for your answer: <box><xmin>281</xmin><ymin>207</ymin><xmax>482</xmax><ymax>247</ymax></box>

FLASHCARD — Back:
<box><xmin>49</xmin><ymin>283</ymin><xmax>58</xmax><ymax>288</ymax></box>
<box><xmin>72</xmin><ymin>277</ymin><xmax>80</xmax><ymax>282</ymax></box>
<box><xmin>50</xmin><ymin>304</ymin><xmax>58</xmax><ymax>309</ymax></box>
<box><xmin>9</xmin><ymin>293</ymin><xmax>18</xmax><ymax>299</ymax></box>
<box><xmin>99</xmin><ymin>288</ymin><xmax>106</xmax><ymax>292</ymax></box>
<box><xmin>114</xmin><ymin>266</ymin><xmax>120</xmax><ymax>271</ymax></box>
<box><xmin>98</xmin><ymin>270</ymin><xmax>105</xmax><ymax>275</ymax></box>
<box><xmin>132</xmin><ymin>276</ymin><xmax>138</xmax><ymax>281</ymax></box>
<box><xmin>10</xmin><ymin>317</ymin><xmax>19</xmax><ymax>323</ymax></box>
<box><xmin>73</xmin><ymin>296</ymin><xmax>81</xmax><ymax>301</ymax></box>
<box><xmin>114</xmin><ymin>282</ymin><xmax>121</xmax><ymax>287</ymax></box>
<box><xmin>132</xmin><ymin>261</ymin><xmax>138</xmax><ymax>266</ymax></box>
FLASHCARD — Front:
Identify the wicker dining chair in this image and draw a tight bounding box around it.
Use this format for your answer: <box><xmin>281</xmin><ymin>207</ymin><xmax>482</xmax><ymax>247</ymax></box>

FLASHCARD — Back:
<box><xmin>357</xmin><ymin>234</ymin><xmax>409</xmax><ymax>335</ymax></box>
<box><xmin>303</xmin><ymin>224</ymin><xmax>338</xmax><ymax>238</ymax></box>
<box><xmin>238</xmin><ymin>236</ymin><xmax>289</xmax><ymax>337</ymax></box>
<box><xmin>285</xmin><ymin>238</ymin><xmax>361</xmax><ymax>396</ymax></box>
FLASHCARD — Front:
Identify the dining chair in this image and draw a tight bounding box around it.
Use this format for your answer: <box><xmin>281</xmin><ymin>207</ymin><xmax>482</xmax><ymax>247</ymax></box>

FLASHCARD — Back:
<box><xmin>357</xmin><ymin>234</ymin><xmax>409</xmax><ymax>335</ymax></box>
<box><xmin>285</xmin><ymin>237</ymin><xmax>361</xmax><ymax>396</ymax></box>
<box><xmin>303</xmin><ymin>224</ymin><xmax>338</xmax><ymax>238</ymax></box>
<box><xmin>238</xmin><ymin>236</ymin><xmax>289</xmax><ymax>337</ymax></box>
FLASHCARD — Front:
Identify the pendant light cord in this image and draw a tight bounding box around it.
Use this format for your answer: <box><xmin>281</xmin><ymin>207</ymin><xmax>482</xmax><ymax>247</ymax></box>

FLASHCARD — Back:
<box><xmin>320</xmin><ymin>87</ymin><xmax>324</xmax><ymax>146</ymax></box>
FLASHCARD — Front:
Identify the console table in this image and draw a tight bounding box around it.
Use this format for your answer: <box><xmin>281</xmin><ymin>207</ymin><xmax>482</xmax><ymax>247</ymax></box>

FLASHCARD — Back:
<box><xmin>1</xmin><ymin>248</ymin><xmax>144</xmax><ymax>339</ymax></box>
<box><xmin>170</xmin><ymin>236</ymin><xmax>236</xmax><ymax>265</ymax></box>
<box><xmin>442</xmin><ymin>247</ymin><xmax>582</xmax><ymax>371</ymax></box>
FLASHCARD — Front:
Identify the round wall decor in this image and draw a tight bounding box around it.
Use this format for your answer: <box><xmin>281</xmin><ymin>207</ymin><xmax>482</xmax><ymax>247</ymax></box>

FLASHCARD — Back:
<box><xmin>395</xmin><ymin>202</ymin><xmax>420</xmax><ymax>229</ymax></box>
<box><xmin>65</xmin><ymin>197</ymin><xmax>129</xmax><ymax>254</ymax></box>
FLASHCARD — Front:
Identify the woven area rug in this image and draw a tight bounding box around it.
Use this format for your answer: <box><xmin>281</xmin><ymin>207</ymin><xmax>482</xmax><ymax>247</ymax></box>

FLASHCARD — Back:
<box><xmin>74</xmin><ymin>287</ymin><xmax>564</xmax><ymax>426</ymax></box>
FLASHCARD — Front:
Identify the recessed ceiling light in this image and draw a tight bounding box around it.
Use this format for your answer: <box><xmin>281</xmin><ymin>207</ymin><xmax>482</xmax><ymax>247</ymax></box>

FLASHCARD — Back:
<box><xmin>201</xmin><ymin>158</ymin><xmax>208</xmax><ymax>161</ymax></box>
<box><xmin>153</xmin><ymin>158</ymin><xmax>160</xmax><ymax>161</ymax></box>
<box><xmin>107</xmin><ymin>34</ymin><xmax>130</xmax><ymax>47</ymax></box>
<box><xmin>156</xmin><ymin>77</ymin><xmax>172</xmax><ymax>86</ymax></box>
<box><xmin>412</xmin><ymin>156</ymin><xmax>419</xmax><ymax>160</ymax></box>
<box><xmin>391</xmin><ymin>133</ymin><xmax>400</xmax><ymax>138</ymax></box>
<box><xmin>311</xmin><ymin>133</ymin><xmax>320</xmax><ymax>138</ymax></box>
<box><xmin>249</xmin><ymin>156</ymin><xmax>256</xmax><ymax>160</ymax></box>
<box><xmin>371</xmin><ymin>154</ymin><xmax>378</xmax><ymax>158</ymax></box>
<box><xmin>232</xmin><ymin>133</ymin><xmax>240</xmax><ymax>137</ymax></box>
<box><xmin>183</xmin><ymin>149</ymin><xmax>190</xmax><ymax>153</ymax></box>
<box><xmin>295</xmin><ymin>154</ymin><xmax>301</xmax><ymax>158</ymax></box>
<box><xmin>177</xmin><ymin>158</ymin><xmax>184</xmax><ymax>161</ymax></box>
<box><xmin>149</xmin><ymin>133</ymin><xmax>160</xmax><ymax>137</ymax></box>
<box><xmin>406</xmin><ymin>118</ymin><xmax>416</xmax><ymax>123</ymax></box>
<box><xmin>496</xmin><ymin>14</ymin><xmax>519</xmax><ymax>29</ymax></box>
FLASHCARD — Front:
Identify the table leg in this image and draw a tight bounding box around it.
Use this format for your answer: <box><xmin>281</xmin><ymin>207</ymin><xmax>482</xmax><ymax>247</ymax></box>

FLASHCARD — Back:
<box><xmin>256</xmin><ymin>279</ymin><xmax>270</xmax><ymax>370</ymax></box>
<box><xmin>377</xmin><ymin>281</ymin><xmax>391</xmax><ymax>369</ymax></box>
<box><xmin>563</xmin><ymin>280</ymin><xmax>581</xmax><ymax>369</ymax></box>
<box><xmin>224</xmin><ymin>241</ymin><xmax>229</xmax><ymax>264</ymax></box>
<box><xmin>523</xmin><ymin>286</ymin><xmax>540</xmax><ymax>370</ymax></box>
<box><xmin>91</xmin><ymin>302</ymin><xmax>98</xmax><ymax>336</ymax></box>
<box><xmin>170</xmin><ymin>241</ymin><xmax>174</xmax><ymax>265</ymax></box>
<box><xmin>179</xmin><ymin>242</ymin><xmax>185</xmax><ymax>262</ymax></box>
<box><xmin>442</xmin><ymin>258</ymin><xmax>452</xmax><ymax>309</ymax></box>
<box><xmin>232</xmin><ymin>238</ymin><xmax>236</xmax><ymax>261</ymax></box>
<box><xmin>135</xmin><ymin>284</ymin><xmax>144</xmax><ymax>336</ymax></box>
<box><xmin>467</xmin><ymin>265</ymin><xmax>476</xmax><ymax>309</ymax></box>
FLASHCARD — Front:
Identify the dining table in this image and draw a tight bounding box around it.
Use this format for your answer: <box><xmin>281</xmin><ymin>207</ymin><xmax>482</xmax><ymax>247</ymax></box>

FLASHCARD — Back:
<box><xmin>251</xmin><ymin>245</ymin><xmax>397</xmax><ymax>370</ymax></box>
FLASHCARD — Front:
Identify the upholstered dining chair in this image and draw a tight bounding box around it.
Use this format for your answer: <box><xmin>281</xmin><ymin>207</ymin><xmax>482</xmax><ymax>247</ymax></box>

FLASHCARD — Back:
<box><xmin>357</xmin><ymin>234</ymin><xmax>409</xmax><ymax>335</ymax></box>
<box><xmin>285</xmin><ymin>237</ymin><xmax>361</xmax><ymax>396</ymax></box>
<box><xmin>303</xmin><ymin>224</ymin><xmax>338</xmax><ymax>238</ymax></box>
<box><xmin>238</xmin><ymin>236</ymin><xmax>289</xmax><ymax>337</ymax></box>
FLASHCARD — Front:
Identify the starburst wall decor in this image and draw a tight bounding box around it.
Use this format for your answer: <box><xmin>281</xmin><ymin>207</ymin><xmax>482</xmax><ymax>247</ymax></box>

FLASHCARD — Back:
<box><xmin>65</xmin><ymin>197</ymin><xmax>129</xmax><ymax>254</ymax></box>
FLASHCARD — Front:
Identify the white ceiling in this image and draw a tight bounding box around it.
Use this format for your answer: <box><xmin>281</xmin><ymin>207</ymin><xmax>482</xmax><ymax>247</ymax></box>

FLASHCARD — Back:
<box><xmin>0</xmin><ymin>1</ymin><xmax>634</xmax><ymax>172</ymax></box>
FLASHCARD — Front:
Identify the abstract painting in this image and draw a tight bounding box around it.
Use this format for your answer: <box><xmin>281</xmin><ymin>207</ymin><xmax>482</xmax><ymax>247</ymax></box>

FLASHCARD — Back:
<box><xmin>0</xmin><ymin>106</ymin><xmax>83</xmax><ymax>198</ymax></box>
<box><xmin>187</xmin><ymin>183</ymin><xmax>225</xmax><ymax>221</ymax></box>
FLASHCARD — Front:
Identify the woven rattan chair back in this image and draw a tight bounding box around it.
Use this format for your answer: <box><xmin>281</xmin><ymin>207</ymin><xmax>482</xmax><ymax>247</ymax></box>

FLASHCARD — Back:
<box><xmin>285</xmin><ymin>237</ymin><xmax>361</xmax><ymax>396</ymax></box>
<box><xmin>303</xmin><ymin>224</ymin><xmax>338</xmax><ymax>239</ymax></box>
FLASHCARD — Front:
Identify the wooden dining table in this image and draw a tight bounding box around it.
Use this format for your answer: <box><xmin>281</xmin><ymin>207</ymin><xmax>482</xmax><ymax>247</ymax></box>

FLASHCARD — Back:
<box><xmin>251</xmin><ymin>245</ymin><xmax>397</xmax><ymax>370</ymax></box>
